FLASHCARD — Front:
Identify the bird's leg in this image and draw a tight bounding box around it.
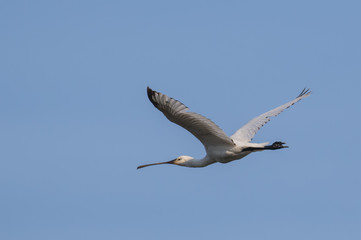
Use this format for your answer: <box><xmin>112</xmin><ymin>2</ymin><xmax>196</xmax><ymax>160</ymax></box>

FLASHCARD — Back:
<box><xmin>242</xmin><ymin>141</ymin><xmax>288</xmax><ymax>152</ymax></box>
<box><xmin>264</xmin><ymin>141</ymin><xmax>288</xmax><ymax>150</ymax></box>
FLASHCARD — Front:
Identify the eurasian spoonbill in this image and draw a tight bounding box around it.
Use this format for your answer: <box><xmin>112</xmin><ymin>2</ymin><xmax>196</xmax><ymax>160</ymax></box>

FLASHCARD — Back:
<box><xmin>137</xmin><ymin>87</ymin><xmax>311</xmax><ymax>169</ymax></box>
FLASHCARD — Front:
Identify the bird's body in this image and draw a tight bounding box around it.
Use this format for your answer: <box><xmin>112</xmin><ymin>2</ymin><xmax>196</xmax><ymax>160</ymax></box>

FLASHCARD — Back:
<box><xmin>137</xmin><ymin>87</ymin><xmax>311</xmax><ymax>169</ymax></box>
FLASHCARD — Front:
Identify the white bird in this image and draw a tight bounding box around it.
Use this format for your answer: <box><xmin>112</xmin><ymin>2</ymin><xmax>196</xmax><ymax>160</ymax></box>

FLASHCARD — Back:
<box><xmin>137</xmin><ymin>87</ymin><xmax>311</xmax><ymax>169</ymax></box>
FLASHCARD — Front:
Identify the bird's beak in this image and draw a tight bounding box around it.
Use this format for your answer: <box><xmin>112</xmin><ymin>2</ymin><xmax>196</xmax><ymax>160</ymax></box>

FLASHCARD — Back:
<box><xmin>137</xmin><ymin>159</ymin><xmax>176</xmax><ymax>169</ymax></box>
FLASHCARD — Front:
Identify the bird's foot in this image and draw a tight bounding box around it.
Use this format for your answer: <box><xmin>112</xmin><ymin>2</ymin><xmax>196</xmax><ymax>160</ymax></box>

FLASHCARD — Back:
<box><xmin>271</xmin><ymin>141</ymin><xmax>288</xmax><ymax>149</ymax></box>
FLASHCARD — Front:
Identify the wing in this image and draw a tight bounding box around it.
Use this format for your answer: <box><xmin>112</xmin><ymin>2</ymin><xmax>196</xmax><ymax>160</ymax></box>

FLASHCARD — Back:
<box><xmin>147</xmin><ymin>87</ymin><xmax>235</xmax><ymax>151</ymax></box>
<box><xmin>231</xmin><ymin>88</ymin><xmax>311</xmax><ymax>143</ymax></box>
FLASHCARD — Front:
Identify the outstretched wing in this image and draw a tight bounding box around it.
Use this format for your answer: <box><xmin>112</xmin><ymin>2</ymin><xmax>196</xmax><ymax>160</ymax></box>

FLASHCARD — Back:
<box><xmin>147</xmin><ymin>87</ymin><xmax>235</xmax><ymax>151</ymax></box>
<box><xmin>231</xmin><ymin>88</ymin><xmax>311</xmax><ymax>144</ymax></box>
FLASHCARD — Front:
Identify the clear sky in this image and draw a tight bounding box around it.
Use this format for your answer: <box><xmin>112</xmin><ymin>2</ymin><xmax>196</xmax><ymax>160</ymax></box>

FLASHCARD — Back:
<box><xmin>1</xmin><ymin>1</ymin><xmax>361</xmax><ymax>239</ymax></box>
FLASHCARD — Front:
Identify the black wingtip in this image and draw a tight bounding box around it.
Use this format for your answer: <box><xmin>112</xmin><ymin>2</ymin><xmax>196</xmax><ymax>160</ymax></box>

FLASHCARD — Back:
<box><xmin>297</xmin><ymin>88</ymin><xmax>311</xmax><ymax>98</ymax></box>
<box><xmin>147</xmin><ymin>86</ymin><xmax>158</xmax><ymax>107</ymax></box>
<box><xmin>147</xmin><ymin>86</ymin><xmax>152</xmax><ymax>97</ymax></box>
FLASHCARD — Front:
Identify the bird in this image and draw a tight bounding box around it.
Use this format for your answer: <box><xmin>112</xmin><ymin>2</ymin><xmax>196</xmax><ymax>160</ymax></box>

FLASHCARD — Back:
<box><xmin>137</xmin><ymin>87</ymin><xmax>311</xmax><ymax>169</ymax></box>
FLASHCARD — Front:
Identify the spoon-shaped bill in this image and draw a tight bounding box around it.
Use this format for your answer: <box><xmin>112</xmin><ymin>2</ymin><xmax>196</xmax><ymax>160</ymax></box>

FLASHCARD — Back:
<box><xmin>137</xmin><ymin>159</ymin><xmax>176</xmax><ymax>169</ymax></box>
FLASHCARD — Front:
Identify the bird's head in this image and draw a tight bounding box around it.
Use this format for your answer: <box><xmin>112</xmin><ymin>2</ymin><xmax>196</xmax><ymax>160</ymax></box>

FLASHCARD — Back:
<box><xmin>172</xmin><ymin>155</ymin><xmax>194</xmax><ymax>166</ymax></box>
<box><xmin>137</xmin><ymin>155</ymin><xmax>194</xmax><ymax>169</ymax></box>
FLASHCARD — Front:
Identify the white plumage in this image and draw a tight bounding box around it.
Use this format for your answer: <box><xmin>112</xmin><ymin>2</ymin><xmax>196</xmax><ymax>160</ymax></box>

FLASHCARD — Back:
<box><xmin>231</xmin><ymin>88</ymin><xmax>311</xmax><ymax>144</ymax></box>
<box><xmin>137</xmin><ymin>87</ymin><xmax>311</xmax><ymax>169</ymax></box>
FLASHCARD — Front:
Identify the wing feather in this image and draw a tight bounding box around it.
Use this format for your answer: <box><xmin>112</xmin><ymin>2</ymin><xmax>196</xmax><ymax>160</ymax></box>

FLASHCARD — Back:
<box><xmin>231</xmin><ymin>88</ymin><xmax>311</xmax><ymax>143</ymax></box>
<box><xmin>147</xmin><ymin>87</ymin><xmax>235</xmax><ymax>151</ymax></box>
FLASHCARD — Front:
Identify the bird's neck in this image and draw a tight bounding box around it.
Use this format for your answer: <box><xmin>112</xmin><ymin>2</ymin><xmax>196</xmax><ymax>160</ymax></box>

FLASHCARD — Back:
<box><xmin>184</xmin><ymin>156</ymin><xmax>215</xmax><ymax>168</ymax></box>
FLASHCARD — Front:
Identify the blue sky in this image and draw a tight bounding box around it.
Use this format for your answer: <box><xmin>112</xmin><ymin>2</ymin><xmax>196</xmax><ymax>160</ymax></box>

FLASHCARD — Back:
<box><xmin>1</xmin><ymin>1</ymin><xmax>361</xmax><ymax>239</ymax></box>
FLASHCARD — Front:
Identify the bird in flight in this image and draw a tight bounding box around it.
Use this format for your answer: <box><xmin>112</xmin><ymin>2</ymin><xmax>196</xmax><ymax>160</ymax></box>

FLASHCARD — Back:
<box><xmin>137</xmin><ymin>87</ymin><xmax>311</xmax><ymax>169</ymax></box>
